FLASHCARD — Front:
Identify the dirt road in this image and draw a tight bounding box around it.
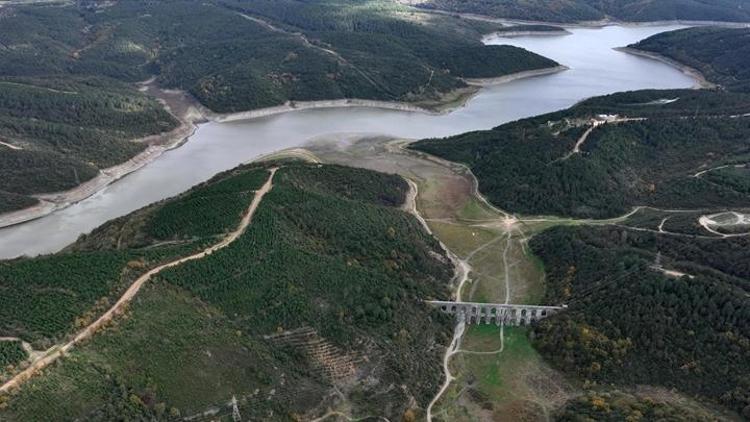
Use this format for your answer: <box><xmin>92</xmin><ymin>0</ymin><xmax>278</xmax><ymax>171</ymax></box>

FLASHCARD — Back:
<box><xmin>0</xmin><ymin>168</ymin><xmax>277</xmax><ymax>394</ymax></box>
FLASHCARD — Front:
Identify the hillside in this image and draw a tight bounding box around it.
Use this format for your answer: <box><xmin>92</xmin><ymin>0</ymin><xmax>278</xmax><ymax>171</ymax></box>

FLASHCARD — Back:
<box><xmin>555</xmin><ymin>391</ymin><xmax>735</xmax><ymax>420</ymax></box>
<box><xmin>411</xmin><ymin>89</ymin><xmax>750</xmax><ymax>218</ymax></box>
<box><xmin>0</xmin><ymin>77</ymin><xmax>179</xmax><ymax>213</ymax></box>
<box><xmin>531</xmin><ymin>224</ymin><xmax>750</xmax><ymax>417</ymax></box>
<box><xmin>0</xmin><ymin>0</ymin><xmax>558</xmax><ymax>111</ymax></box>
<box><xmin>0</xmin><ymin>0</ymin><xmax>558</xmax><ymax>214</ymax></box>
<box><xmin>0</xmin><ymin>163</ymin><xmax>454</xmax><ymax>421</ymax></box>
<box><xmin>630</xmin><ymin>27</ymin><xmax>750</xmax><ymax>93</ymax></box>
<box><xmin>408</xmin><ymin>0</ymin><xmax>750</xmax><ymax>23</ymax></box>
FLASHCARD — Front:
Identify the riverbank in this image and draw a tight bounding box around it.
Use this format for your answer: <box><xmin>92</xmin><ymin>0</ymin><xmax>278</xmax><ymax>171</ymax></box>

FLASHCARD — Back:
<box><xmin>0</xmin><ymin>64</ymin><xmax>565</xmax><ymax>230</ymax></box>
<box><xmin>0</xmin><ymin>24</ymin><xmax>701</xmax><ymax>259</ymax></box>
<box><xmin>0</xmin><ymin>85</ymin><xmax>203</xmax><ymax>229</ymax></box>
<box><xmin>0</xmin><ymin>129</ymin><xmax>196</xmax><ymax>230</ymax></box>
<box><xmin>484</xmin><ymin>29</ymin><xmax>571</xmax><ymax>38</ymax></box>
<box><xmin>464</xmin><ymin>65</ymin><xmax>568</xmax><ymax>86</ymax></box>
<box><xmin>420</xmin><ymin>8</ymin><xmax>750</xmax><ymax>29</ymax></box>
<box><xmin>205</xmin><ymin>98</ymin><xmax>444</xmax><ymax>123</ymax></box>
<box><xmin>614</xmin><ymin>47</ymin><xmax>717</xmax><ymax>89</ymax></box>
<box><xmin>208</xmin><ymin>65</ymin><xmax>571</xmax><ymax>122</ymax></box>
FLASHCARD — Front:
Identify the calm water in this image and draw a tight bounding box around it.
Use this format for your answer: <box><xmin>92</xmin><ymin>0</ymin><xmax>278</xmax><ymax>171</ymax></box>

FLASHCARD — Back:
<box><xmin>0</xmin><ymin>25</ymin><xmax>695</xmax><ymax>259</ymax></box>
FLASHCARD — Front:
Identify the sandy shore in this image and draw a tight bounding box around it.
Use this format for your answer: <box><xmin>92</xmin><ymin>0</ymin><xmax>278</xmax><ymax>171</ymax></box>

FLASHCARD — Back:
<box><xmin>0</xmin><ymin>200</ymin><xmax>58</xmax><ymax>228</ymax></box>
<box><xmin>614</xmin><ymin>47</ymin><xmax>717</xmax><ymax>89</ymax></box>
<box><xmin>7</xmin><ymin>12</ymin><xmax>721</xmax><ymax>230</ymax></box>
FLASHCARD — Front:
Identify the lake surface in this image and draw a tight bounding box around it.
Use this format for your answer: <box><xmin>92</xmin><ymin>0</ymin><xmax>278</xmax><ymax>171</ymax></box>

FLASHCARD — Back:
<box><xmin>0</xmin><ymin>25</ymin><xmax>696</xmax><ymax>259</ymax></box>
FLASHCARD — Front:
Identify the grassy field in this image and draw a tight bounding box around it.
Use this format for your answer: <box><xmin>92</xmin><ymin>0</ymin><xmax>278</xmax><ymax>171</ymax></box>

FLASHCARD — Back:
<box><xmin>303</xmin><ymin>136</ymin><xmax>573</xmax><ymax>419</ymax></box>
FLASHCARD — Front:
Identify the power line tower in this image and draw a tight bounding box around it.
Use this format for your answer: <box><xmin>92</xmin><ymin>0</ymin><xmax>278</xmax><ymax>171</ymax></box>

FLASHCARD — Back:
<box><xmin>231</xmin><ymin>395</ymin><xmax>242</xmax><ymax>422</ymax></box>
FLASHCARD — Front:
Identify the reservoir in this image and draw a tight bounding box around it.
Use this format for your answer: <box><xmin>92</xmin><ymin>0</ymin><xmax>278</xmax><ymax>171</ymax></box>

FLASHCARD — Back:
<box><xmin>0</xmin><ymin>25</ymin><xmax>696</xmax><ymax>259</ymax></box>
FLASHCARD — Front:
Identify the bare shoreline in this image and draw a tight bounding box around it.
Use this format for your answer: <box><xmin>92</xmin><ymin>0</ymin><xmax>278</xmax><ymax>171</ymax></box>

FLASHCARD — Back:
<box><xmin>0</xmin><ymin>64</ymin><xmax>569</xmax><ymax>230</ymax></box>
<box><xmin>484</xmin><ymin>29</ymin><xmax>571</xmax><ymax>38</ymax></box>
<box><xmin>0</xmin><ymin>81</ymin><xmax>204</xmax><ymax>230</ymax></box>
<box><xmin>419</xmin><ymin>8</ymin><xmax>750</xmax><ymax>29</ymax></box>
<box><xmin>463</xmin><ymin>65</ymin><xmax>568</xmax><ymax>86</ymax></box>
<box><xmin>614</xmin><ymin>46</ymin><xmax>717</xmax><ymax>89</ymax></box>
<box><xmin>0</xmin><ymin>123</ymin><xmax>197</xmax><ymax>230</ymax></box>
<box><xmin>204</xmin><ymin>98</ymin><xmax>444</xmax><ymax>123</ymax></box>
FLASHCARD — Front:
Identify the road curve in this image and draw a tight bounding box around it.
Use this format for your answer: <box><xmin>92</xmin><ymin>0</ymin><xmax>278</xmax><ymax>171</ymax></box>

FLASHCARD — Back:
<box><xmin>0</xmin><ymin>167</ymin><xmax>278</xmax><ymax>394</ymax></box>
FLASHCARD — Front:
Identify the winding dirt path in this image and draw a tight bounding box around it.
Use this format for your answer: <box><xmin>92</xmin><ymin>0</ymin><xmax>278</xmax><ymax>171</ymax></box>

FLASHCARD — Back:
<box><xmin>406</xmin><ymin>178</ymin><xmax>471</xmax><ymax>421</ymax></box>
<box><xmin>567</xmin><ymin>124</ymin><xmax>597</xmax><ymax>157</ymax></box>
<box><xmin>0</xmin><ymin>140</ymin><xmax>22</xmax><ymax>150</ymax></box>
<box><xmin>426</xmin><ymin>317</ymin><xmax>465</xmax><ymax>422</ymax></box>
<box><xmin>403</xmin><ymin>179</ymin><xmax>432</xmax><ymax>235</ymax></box>
<box><xmin>0</xmin><ymin>168</ymin><xmax>278</xmax><ymax>394</ymax></box>
<box><xmin>404</xmin><ymin>179</ymin><xmax>471</xmax><ymax>301</ymax></box>
<box><xmin>560</xmin><ymin>116</ymin><xmax>647</xmax><ymax>161</ymax></box>
<box><xmin>693</xmin><ymin>164</ymin><xmax>730</xmax><ymax>178</ymax></box>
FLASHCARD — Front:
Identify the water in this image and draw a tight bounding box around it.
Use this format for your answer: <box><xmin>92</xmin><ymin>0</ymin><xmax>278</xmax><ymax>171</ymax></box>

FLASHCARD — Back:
<box><xmin>0</xmin><ymin>25</ymin><xmax>695</xmax><ymax>259</ymax></box>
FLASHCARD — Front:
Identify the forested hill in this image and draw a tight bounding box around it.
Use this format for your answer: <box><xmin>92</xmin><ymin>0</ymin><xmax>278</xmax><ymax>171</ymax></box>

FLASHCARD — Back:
<box><xmin>0</xmin><ymin>163</ymin><xmax>454</xmax><ymax>420</ymax></box>
<box><xmin>0</xmin><ymin>0</ymin><xmax>557</xmax><ymax>114</ymax></box>
<box><xmin>0</xmin><ymin>0</ymin><xmax>558</xmax><ymax>214</ymax></box>
<box><xmin>408</xmin><ymin>0</ymin><xmax>750</xmax><ymax>23</ymax></box>
<box><xmin>631</xmin><ymin>27</ymin><xmax>750</xmax><ymax>93</ymax></box>
<box><xmin>0</xmin><ymin>78</ymin><xmax>179</xmax><ymax>214</ymax></box>
<box><xmin>164</xmin><ymin>0</ymin><xmax>557</xmax><ymax>111</ymax></box>
<box><xmin>531</xmin><ymin>225</ymin><xmax>750</xmax><ymax>417</ymax></box>
<box><xmin>411</xmin><ymin>89</ymin><xmax>750</xmax><ymax>218</ymax></box>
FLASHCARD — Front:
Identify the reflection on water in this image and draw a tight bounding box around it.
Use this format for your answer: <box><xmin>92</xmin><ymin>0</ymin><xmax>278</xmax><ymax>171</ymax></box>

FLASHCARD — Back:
<box><xmin>0</xmin><ymin>25</ymin><xmax>695</xmax><ymax>258</ymax></box>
